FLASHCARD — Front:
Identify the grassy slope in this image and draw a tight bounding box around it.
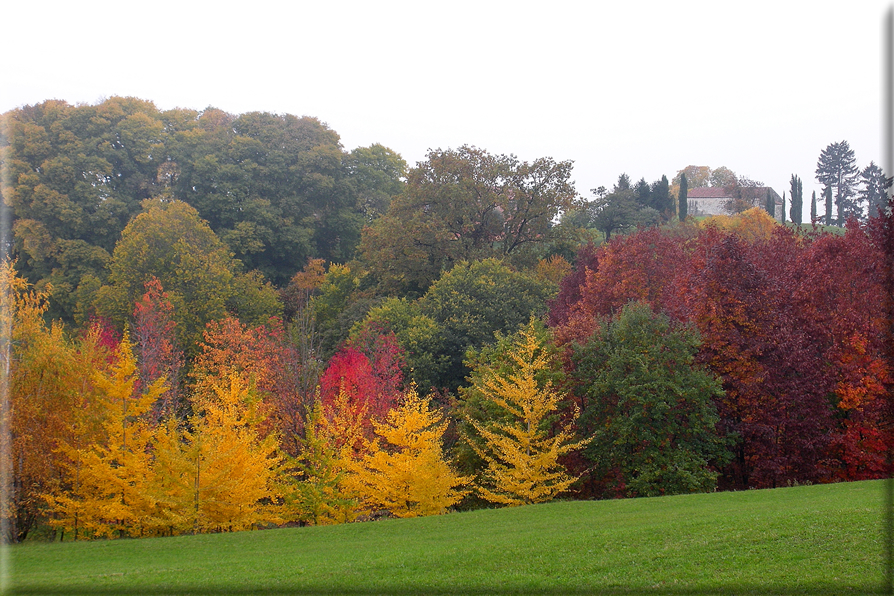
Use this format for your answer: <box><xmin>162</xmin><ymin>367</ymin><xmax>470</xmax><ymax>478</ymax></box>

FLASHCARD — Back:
<box><xmin>8</xmin><ymin>480</ymin><xmax>887</xmax><ymax>595</ymax></box>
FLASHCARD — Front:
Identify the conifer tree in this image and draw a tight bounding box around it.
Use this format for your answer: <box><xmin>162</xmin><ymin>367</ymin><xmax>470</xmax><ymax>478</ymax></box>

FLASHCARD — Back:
<box><xmin>355</xmin><ymin>388</ymin><xmax>469</xmax><ymax>517</ymax></box>
<box><xmin>789</xmin><ymin>175</ymin><xmax>803</xmax><ymax>225</ymax></box>
<box><xmin>678</xmin><ymin>174</ymin><xmax>688</xmax><ymax>220</ymax></box>
<box><xmin>47</xmin><ymin>332</ymin><xmax>165</xmax><ymax>538</ymax></box>
<box><xmin>811</xmin><ymin>190</ymin><xmax>818</xmax><ymax>222</ymax></box>
<box><xmin>466</xmin><ymin>321</ymin><xmax>588</xmax><ymax>506</ymax></box>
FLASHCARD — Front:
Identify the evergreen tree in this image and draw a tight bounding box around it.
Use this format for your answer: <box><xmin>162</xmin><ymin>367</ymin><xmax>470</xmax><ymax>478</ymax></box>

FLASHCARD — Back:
<box><xmin>860</xmin><ymin>161</ymin><xmax>889</xmax><ymax>217</ymax></box>
<box><xmin>765</xmin><ymin>189</ymin><xmax>775</xmax><ymax>217</ymax></box>
<box><xmin>465</xmin><ymin>321</ymin><xmax>588</xmax><ymax>506</ymax></box>
<box><xmin>679</xmin><ymin>174</ymin><xmax>689</xmax><ymax>220</ymax></box>
<box><xmin>815</xmin><ymin>141</ymin><xmax>860</xmax><ymax>223</ymax></box>
<box><xmin>650</xmin><ymin>175</ymin><xmax>672</xmax><ymax>217</ymax></box>
<box><xmin>810</xmin><ymin>190</ymin><xmax>817</xmax><ymax>222</ymax></box>
<box><xmin>782</xmin><ymin>193</ymin><xmax>786</xmax><ymax>223</ymax></box>
<box><xmin>789</xmin><ymin>175</ymin><xmax>803</xmax><ymax>225</ymax></box>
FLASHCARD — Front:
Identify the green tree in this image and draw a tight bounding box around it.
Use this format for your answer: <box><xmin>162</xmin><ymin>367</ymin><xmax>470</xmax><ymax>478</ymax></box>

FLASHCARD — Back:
<box><xmin>344</xmin><ymin>144</ymin><xmax>407</xmax><ymax>221</ymax></box>
<box><xmin>571</xmin><ymin>302</ymin><xmax>731</xmax><ymax>497</ymax></box>
<box><xmin>789</xmin><ymin>175</ymin><xmax>803</xmax><ymax>225</ymax></box>
<box><xmin>589</xmin><ymin>178</ymin><xmax>638</xmax><ymax>241</ymax></box>
<box><xmin>824</xmin><ymin>186</ymin><xmax>833</xmax><ymax>226</ymax></box>
<box><xmin>678</xmin><ymin>173</ymin><xmax>688</xmax><ymax>220</ymax></box>
<box><xmin>359</xmin><ymin>145</ymin><xmax>577</xmax><ymax>295</ymax></box>
<box><xmin>418</xmin><ymin>259</ymin><xmax>554</xmax><ymax>391</ymax></box>
<box><xmin>816</xmin><ymin>140</ymin><xmax>860</xmax><ymax>223</ymax></box>
<box><xmin>859</xmin><ymin>161</ymin><xmax>889</xmax><ymax>217</ymax></box>
<box><xmin>811</xmin><ymin>190</ymin><xmax>817</xmax><ymax>222</ymax></box>
<box><xmin>94</xmin><ymin>199</ymin><xmax>280</xmax><ymax>351</ymax></box>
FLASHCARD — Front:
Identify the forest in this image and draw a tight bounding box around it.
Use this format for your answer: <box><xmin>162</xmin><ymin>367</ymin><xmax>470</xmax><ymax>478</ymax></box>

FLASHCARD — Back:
<box><xmin>2</xmin><ymin>96</ymin><xmax>892</xmax><ymax>542</ymax></box>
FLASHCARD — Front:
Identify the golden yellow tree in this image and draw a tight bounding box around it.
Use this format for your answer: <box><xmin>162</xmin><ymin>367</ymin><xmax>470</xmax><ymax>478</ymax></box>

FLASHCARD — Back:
<box><xmin>467</xmin><ymin>321</ymin><xmax>588</xmax><ymax>506</ymax></box>
<box><xmin>46</xmin><ymin>331</ymin><xmax>165</xmax><ymax>538</ymax></box>
<box><xmin>356</xmin><ymin>387</ymin><xmax>469</xmax><ymax>518</ymax></box>
<box><xmin>183</xmin><ymin>373</ymin><xmax>285</xmax><ymax>533</ymax></box>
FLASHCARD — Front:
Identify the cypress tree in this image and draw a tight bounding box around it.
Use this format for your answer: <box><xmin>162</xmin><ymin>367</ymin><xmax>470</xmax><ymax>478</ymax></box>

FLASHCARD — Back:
<box><xmin>810</xmin><ymin>190</ymin><xmax>817</xmax><ymax>222</ymax></box>
<box><xmin>789</xmin><ymin>175</ymin><xmax>803</xmax><ymax>225</ymax></box>
<box><xmin>782</xmin><ymin>192</ymin><xmax>786</xmax><ymax>223</ymax></box>
<box><xmin>679</xmin><ymin>174</ymin><xmax>688</xmax><ymax>220</ymax></box>
<box><xmin>765</xmin><ymin>189</ymin><xmax>775</xmax><ymax>216</ymax></box>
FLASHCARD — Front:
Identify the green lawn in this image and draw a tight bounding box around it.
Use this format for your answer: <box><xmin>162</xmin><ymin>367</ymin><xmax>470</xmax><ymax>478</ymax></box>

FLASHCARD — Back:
<box><xmin>7</xmin><ymin>479</ymin><xmax>889</xmax><ymax>595</ymax></box>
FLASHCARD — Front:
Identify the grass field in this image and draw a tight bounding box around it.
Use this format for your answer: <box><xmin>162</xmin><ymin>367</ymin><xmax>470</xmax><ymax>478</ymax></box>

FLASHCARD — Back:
<box><xmin>7</xmin><ymin>479</ymin><xmax>889</xmax><ymax>595</ymax></box>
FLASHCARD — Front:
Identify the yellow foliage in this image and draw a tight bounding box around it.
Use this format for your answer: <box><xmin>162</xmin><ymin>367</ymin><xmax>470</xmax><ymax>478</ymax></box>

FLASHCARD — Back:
<box><xmin>182</xmin><ymin>374</ymin><xmax>285</xmax><ymax>533</ymax></box>
<box><xmin>46</xmin><ymin>332</ymin><xmax>165</xmax><ymax>538</ymax></box>
<box><xmin>286</xmin><ymin>393</ymin><xmax>364</xmax><ymax>525</ymax></box>
<box><xmin>699</xmin><ymin>207</ymin><xmax>778</xmax><ymax>243</ymax></box>
<box><xmin>469</xmin><ymin>322</ymin><xmax>588</xmax><ymax>506</ymax></box>
<box><xmin>355</xmin><ymin>388</ymin><xmax>470</xmax><ymax>518</ymax></box>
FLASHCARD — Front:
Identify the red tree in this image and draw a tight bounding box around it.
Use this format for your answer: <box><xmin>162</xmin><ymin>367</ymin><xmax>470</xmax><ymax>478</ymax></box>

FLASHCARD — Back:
<box><xmin>133</xmin><ymin>277</ymin><xmax>183</xmax><ymax>421</ymax></box>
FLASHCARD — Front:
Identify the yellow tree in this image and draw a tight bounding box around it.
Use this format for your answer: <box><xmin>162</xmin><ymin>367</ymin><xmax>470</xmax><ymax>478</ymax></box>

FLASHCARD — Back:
<box><xmin>46</xmin><ymin>331</ymin><xmax>164</xmax><ymax>539</ymax></box>
<box><xmin>184</xmin><ymin>373</ymin><xmax>284</xmax><ymax>533</ymax></box>
<box><xmin>3</xmin><ymin>261</ymin><xmax>111</xmax><ymax>541</ymax></box>
<box><xmin>467</xmin><ymin>321</ymin><xmax>588</xmax><ymax>506</ymax></box>
<box><xmin>356</xmin><ymin>387</ymin><xmax>469</xmax><ymax>518</ymax></box>
<box><xmin>286</xmin><ymin>394</ymin><xmax>361</xmax><ymax>525</ymax></box>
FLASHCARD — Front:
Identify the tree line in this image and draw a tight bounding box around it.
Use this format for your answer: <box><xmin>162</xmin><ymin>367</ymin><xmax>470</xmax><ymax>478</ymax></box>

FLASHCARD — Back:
<box><xmin>3</xmin><ymin>97</ymin><xmax>892</xmax><ymax>542</ymax></box>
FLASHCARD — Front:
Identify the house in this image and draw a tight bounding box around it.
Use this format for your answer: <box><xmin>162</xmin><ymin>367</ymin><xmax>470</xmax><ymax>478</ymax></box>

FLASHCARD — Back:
<box><xmin>686</xmin><ymin>186</ymin><xmax>783</xmax><ymax>221</ymax></box>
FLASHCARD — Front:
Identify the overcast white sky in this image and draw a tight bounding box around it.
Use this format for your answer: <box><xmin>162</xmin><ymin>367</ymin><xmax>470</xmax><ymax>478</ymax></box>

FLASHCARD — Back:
<box><xmin>3</xmin><ymin>1</ymin><xmax>892</xmax><ymax>220</ymax></box>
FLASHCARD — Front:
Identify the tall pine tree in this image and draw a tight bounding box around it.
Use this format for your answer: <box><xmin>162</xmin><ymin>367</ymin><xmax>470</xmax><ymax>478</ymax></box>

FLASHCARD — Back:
<box><xmin>815</xmin><ymin>141</ymin><xmax>860</xmax><ymax>223</ymax></box>
<box><xmin>679</xmin><ymin>174</ymin><xmax>689</xmax><ymax>220</ymax></box>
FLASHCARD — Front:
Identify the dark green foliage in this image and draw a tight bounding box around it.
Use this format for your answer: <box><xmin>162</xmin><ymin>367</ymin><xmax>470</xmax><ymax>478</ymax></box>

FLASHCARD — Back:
<box><xmin>811</xmin><ymin>190</ymin><xmax>817</xmax><ymax>222</ymax></box>
<box><xmin>418</xmin><ymin>259</ymin><xmax>554</xmax><ymax>392</ymax></box>
<box><xmin>359</xmin><ymin>145</ymin><xmax>577</xmax><ymax>295</ymax></box>
<box><xmin>815</xmin><ymin>140</ymin><xmax>860</xmax><ymax>223</ymax></box>
<box><xmin>2</xmin><ymin>98</ymin><xmax>405</xmax><ymax>323</ymax></box>
<box><xmin>678</xmin><ymin>173</ymin><xmax>688</xmax><ymax>220</ymax></box>
<box><xmin>571</xmin><ymin>302</ymin><xmax>731</xmax><ymax>498</ymax></box>
<box><xmin>789</xmin><ymin>174</ymin><xmax>803</xmax><ymax>225</ymax></box>
<box><xmin>860</xmin><ymin>161</ymin><xmax>889</xmax><ymax>217</ymax></box>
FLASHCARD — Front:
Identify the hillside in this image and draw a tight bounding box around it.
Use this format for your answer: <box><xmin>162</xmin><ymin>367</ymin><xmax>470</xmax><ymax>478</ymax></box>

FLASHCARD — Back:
<box><xmin>11</xmin><ymin>479</ymin><xmax>886</xmax><ymax>595</ymax></box>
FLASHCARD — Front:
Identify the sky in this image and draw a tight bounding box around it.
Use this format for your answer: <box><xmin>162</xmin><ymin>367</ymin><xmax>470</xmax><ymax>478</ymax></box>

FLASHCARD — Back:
<box><xmin>3</xmin><ymin>1</ymin><xmax>892</xmax><ymax>221</ymax></box>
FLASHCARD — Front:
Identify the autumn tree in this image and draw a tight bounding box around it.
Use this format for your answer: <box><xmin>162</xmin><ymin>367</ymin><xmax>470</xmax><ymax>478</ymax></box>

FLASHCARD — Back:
<box><xmin>132</xmin><ymin>277</ymin><xmax>182</xmax><ymax>421</ymax></box>
<box><xmin>355</xmin><ymin>388</ymin><xmax>469</xmax><ymax>518</ymax></box>
<box><xmin>571</xmin><ymin>302</ymin><xmax>731</xmax><ymax>497</ymax></box>
<box><xmin>464</xmin><ymin>320</ymin><xmax>587</xmax><ymax>506</ymax></box>
<box><xmin>4</xmin><ymin>263</ymin><xmax>111</xmax><ymax>541</ymax></box>
<box><xmin>46</xmin><ymin>332</ymin><xmax>165</xmax><ymax>539</ymax></box>
<box><xmin>179</xmin><ymin>374</ymin><xmax>284</xmax><ymax>533</ymax></box>
<box><xmin>318</xmin><ymin>330</ymin><xmax>405</xmax><ymax>435</ymax></box>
